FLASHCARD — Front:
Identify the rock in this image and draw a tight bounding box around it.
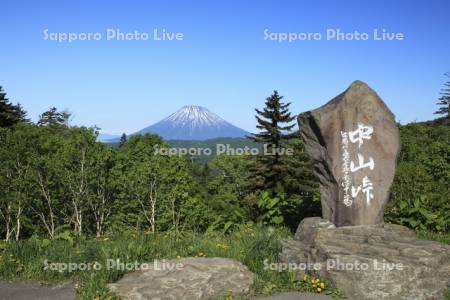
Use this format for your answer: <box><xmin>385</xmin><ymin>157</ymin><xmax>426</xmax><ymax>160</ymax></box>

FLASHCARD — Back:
<box><xmin>298</xmin><ymin>80</ymin><xmax>400</xmax><ymax>226</ymax></box>
<box><xmin>108</xmin><ymin>257</ymin><xmax>254</xmax><ymax>300</ymax></box>
<box><xmin>280</xmin><ymin>218</ymin><xmax>450</xmax><ymax>300</ymax></box>
<box><xmin>251</xmin><ymin>291</ymin><xmax>333</xmax><ymax>300</ymax></box>
<box><xmin>293</xmin><ymin>217</ymin><xmax>336</xmax><ymax>241</ymax></box>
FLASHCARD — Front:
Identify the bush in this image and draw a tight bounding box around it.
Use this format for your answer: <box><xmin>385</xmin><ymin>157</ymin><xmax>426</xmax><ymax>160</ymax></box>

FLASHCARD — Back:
<box><xmin>386</xmin><ymin>123</ymin><xmax>450</xmax><ymax>233</ymax></box>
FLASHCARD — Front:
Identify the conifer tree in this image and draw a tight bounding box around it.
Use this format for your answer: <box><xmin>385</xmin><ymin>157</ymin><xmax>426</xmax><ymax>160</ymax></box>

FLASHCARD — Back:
<box><xmin>38</xmin><ymin>107</ymin><xmax>71</xmax><ymax>127</ymax></box>
<box><xmin>0</xmin><ymin>86</ymin><xmax>28</xmax><ymax>127</ymax></box>
<box><xmin>435</xmin><ymin>73</ymin><xmax>450</xmax><ymax>120</ymax></box>
<box><xmin>119</xmin><ymin>133</ymin><xmax>127</xmax><ymax>147</ymax></box>
<box><xmin>248</xmin><ymin>90</ymin><xmax>296</xmax><ymax>192</ymax></box>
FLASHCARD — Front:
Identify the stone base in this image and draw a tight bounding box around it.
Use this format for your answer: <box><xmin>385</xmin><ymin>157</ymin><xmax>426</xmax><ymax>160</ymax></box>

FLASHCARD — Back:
<box><xmin>280</xmin><ymin>217</ymin><xmax>450</xmax><ymax>300</ymax></box>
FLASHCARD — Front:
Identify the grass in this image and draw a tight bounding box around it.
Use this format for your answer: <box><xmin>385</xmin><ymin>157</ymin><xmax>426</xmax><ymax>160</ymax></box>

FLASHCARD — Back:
<box><xmin>1</xmin><ymin>226</ymin><xmax>447</xmax><ymax>300</ymax></box>
<box><xmin>0</xmin><ymin>224</ymin><xmax>344</xmax><ymax>300</ymax></box>
<box><xmin>417</xmin><ymin>231</ymin><xmax>450</xmax><ymax>244</ymax></box>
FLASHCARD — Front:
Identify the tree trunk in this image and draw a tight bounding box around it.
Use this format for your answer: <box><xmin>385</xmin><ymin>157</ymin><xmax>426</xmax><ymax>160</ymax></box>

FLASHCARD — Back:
<box><xmin>15</xmin><ymin>205</ymin><xmax>22</xmax><ymax>241</ymax></box>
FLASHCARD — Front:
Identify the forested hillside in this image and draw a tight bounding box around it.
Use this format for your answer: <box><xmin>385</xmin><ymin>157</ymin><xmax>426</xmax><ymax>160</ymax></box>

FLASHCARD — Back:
<box><xmin>0</xmin><ymin>93</ymin><xmax>448</xmax><ymax>240</ymax></box>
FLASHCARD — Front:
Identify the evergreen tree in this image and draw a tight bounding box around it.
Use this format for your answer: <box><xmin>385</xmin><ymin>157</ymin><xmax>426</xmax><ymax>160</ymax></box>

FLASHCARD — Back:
<box><xmin>435</xmin><ymin>73</ymin><xmax>450</xmax><ymax>120</ymax></box>
<box><xmin>119</xmin><ymin>133</ymin><xmax>127</xmax><ymax>147</ymax></box>
<box><xmin>0</xmin><ymin>86</ymin><xmax>28</xmax><ymax>127</ymax></box>
<box><xmin>38</xmin><ymin>107</ymin><xmax>71</xmax><ymax>127</ymax></box>
<box><xmin>248</xmin><ymin>90</ymin><xmax>296</xmax><ymax>192</ymax></box>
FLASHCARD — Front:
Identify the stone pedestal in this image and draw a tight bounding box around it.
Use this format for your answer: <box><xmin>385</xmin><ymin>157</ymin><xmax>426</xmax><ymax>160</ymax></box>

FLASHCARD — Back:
<box><xmin>280</xmin><ymin>218</ymin><xmax>450</xmax><ymax>300</ymax></box>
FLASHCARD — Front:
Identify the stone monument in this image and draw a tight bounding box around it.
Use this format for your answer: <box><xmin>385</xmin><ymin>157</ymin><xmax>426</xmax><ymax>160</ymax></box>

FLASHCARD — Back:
<box><xmin>281</xmin><ymin>81</ymin><xmax>450</xmax><ymax>300</ymax></box>
<box><xmin>298</xmin><ymin>80</ymin><xmax>400</xmax><ymax>226</ymax></box>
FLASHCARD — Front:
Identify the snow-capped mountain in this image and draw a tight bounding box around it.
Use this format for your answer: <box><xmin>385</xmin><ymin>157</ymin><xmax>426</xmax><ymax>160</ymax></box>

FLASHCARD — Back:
<box><xmin>135</xmin><ymin>105</ymin><xmax>249</xmax><ymax>140</ymax></box>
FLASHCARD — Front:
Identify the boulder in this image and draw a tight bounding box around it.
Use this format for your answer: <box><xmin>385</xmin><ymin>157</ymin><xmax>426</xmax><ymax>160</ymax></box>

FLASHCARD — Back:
<box><xmin>280</xmin><ymin>218</ymin><xmax>450</xmax><ymax>300</ymax></box>
<box><xmin>298</xmin><ymin>80</ymin><xmax>400</xmax><ymax>226</ymax></box>
<box><xmin>108</xmin><ymin>257</ymin><xmax>254</xmax><ymax>300</ymax></box>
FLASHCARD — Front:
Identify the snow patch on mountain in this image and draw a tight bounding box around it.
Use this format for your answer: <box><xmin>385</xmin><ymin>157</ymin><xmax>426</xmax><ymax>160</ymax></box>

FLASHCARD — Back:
<box><xmin>136</xmin><ymin>105</ymin><xmax>249</xmax><ymax>140</ymax></box>
<box><xmin>164</xmin><ymin>105</ymin><xmax>226</xmax><ymax>127</ymax></box>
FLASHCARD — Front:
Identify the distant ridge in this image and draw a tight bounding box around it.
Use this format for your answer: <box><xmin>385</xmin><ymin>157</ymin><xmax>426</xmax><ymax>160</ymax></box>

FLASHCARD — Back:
<box><xmin>98</xmin><ymin>133</ymin><xmax>120</xmax><ymax>142</ymax></box>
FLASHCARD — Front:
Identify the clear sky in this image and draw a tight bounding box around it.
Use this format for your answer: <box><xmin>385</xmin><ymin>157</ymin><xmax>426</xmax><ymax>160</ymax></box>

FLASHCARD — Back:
<box><xmin>1</xmin><ymin>0</ymin><xmax>449</xmax><ymax>134</ymax></box>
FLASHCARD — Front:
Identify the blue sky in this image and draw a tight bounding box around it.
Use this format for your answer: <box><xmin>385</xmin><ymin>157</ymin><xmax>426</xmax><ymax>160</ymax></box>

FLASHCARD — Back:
<box><xmin>1</xmin><ymin>0</ymin><xmax>449</xmax><ymax>134</ymax></box>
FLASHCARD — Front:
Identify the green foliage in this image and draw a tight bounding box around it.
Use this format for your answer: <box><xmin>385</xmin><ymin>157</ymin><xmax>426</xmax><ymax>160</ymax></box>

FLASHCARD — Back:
<box><xmin>248</xmin><ymin>90</ymin><xmax>296</xmax><ymax>191</ymax></box>
<box><xmin>168</xmin><ymin>137</ymin><xmax>261</xmax><ymax>162</ymax></box>
<box><xmin>257</xmin><ymin>191</ymin><xmax>286</xmax><ymax>225</ymax></box>
<box><xmin>246</xmin><ymin>91</ymin><xmax>320</xmax><ymax>230</ymax></box>
<box><xmin>37</xmin><ymin>107</ymin><xmax>71</xmax><ymax>127</ymax></box>
<box><xmin>112</xmin><ymin>134</ymin><xmax>193</xmax><ymax>233</ymax></box>
<box><xmin>118</xmin><ymin>133</ymin><xmax>127</xmax><ymax>147</ymax></box>
<box><xmin>417</xmin><ymin>231</ymin><xmax>450</xmax><ymax>244</ymax></box>
<box><xmin>54</xmin><ymin>230</ymin><xmax>75</xmax><ymax>245</ymax></box>
<box><xmin>386</xmin><ymin>123</ymin><xmax>450</xmax><ymax>233</ymax></box>
<box><xmin>0</xmin><ymin>100</ymin><xmax>447</xmax><ymax>246</ymax></box>
<box><xmin>386</xmin><ymin>195</ymin><xmax>447</xmax><ymax>231</ymax></box>
<box><xmin>204</xmin><ymin>155</ymin><xmax>253</xmax><ymax>232</ymax></box>
<box><xmin>434</xmin><ymin>73</ymin><xmax>450</xmax><ymax>118</ymax></box>
<box><xmin>0</xmin><ymin>86</ymin><xmax>28</xmax><ymax>128</ymax></box>
<box><xmin>277</xmin><ymin>138</ymin><xmax>321</xmax><ymax>229</ymax></box>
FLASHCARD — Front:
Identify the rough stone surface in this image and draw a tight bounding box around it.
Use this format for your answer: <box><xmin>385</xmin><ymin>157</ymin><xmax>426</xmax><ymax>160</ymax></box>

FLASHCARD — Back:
<box><xmin>280</xmin><ymin>218</ymin><xmax>450</xmax><ymax>300</ymax></box>
<box><xmin>108</xmin><ymin>257</ymin><xmax>254</xmax><ymax>300</ymax></box>
<box><xmin>298</xmin><ymin>80</ymin><xmax>400</xmax><ymax>226</ymax></box>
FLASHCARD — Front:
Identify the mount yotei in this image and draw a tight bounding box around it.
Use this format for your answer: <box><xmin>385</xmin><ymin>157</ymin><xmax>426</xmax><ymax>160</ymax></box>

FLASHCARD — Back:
<box><xmin>131</xmin><ymin>105</ymin><xmax>249</xmax><ymax>140</ymax></box>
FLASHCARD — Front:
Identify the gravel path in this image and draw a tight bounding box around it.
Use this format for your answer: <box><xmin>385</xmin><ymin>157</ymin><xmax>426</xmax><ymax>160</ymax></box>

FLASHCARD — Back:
<box><xmin>0</xmin><ymin>281</ymin><xmax>333</xmax><ymax>300</ymax></box>
<box><xmin>0</xmin><ymin>281</ymin><xmax>76</xmax><ymax>300</ymax></box>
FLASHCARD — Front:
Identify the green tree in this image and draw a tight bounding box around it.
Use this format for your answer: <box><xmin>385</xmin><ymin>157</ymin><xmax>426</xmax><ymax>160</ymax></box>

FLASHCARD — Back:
<box><xmin>248</xmin><ymin>90</ymin><xmax>296</xmax><ymax>192</ymax></box>
<box><xmin>0</xmin><ymin>86</ymin><xmax>28</xmax><ymax>128</ymax></box>
<box><xmin>205</xmin><ymin>155</ymin><xmax>253</xmax><ymax>232</ymax></box>
<box><xmin>247</xmin><ymin>92</ymin><xmax>320</xmax><ymax>230</ymax></box>
<box><xmin>0</xmin><ymin>124</ymin><xmax>37</xmax><ymax>240</ymax></box>
<box><xmin>59</xmin><ymin>127</ymin><xmax>100</xmax><ymax>235</ymax></box>
<box><xmin>113</xmin><ymin>134</ymin><xmax>192</xmax><ymax>233</ymax></box>
<box><xmin>28</xmin><ymin>126</ymin><xmax>67</xmax><ymax>239</ymax></box>
<box><xmin>434</xmin><ymin>73</ymin><xmax>450</xmax><ymax>119</ymax></box>
<box><xmin>280</xmin><ymin>138</ymin><xmax>320</xmax><ymax>228</ymax></box>
<box><xmin>119</xmin><ymin>133</ymin><xmax>127</xmax><ymax>147</ymax></box>
<box><xmin>86</xmin><ymin>139</ymin><xmax>116</xmax><ymax>237</ymax></box>
<box><xmin>38</xmin><ymin>107</ymin><xmax>71</xmax><ymax>127</ymax></box>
